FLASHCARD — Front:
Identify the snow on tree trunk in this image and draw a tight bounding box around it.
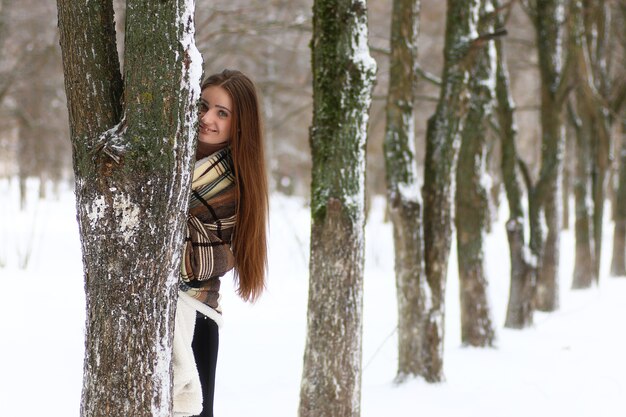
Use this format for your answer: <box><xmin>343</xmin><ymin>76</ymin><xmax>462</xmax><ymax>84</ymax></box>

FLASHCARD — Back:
<box><xmin>530</xmin><ymin>0</ymin><xmax>566</xmax><ymax>312</ymax></box>
<box><xmin>57</xmin><ymin>1</ymin><xmax>202</xmax><ymax>416</ymax></box>
<box><xmin>611</xmin><ymin>119</ymin><xmax>626</xmax><ymax>277</ymax></box>
<box><xmin>494</xmin><ymin>1</ymin><xmax>536</xmax><ymax>329</ymax></box>
<box><xmin>454</xmin><ymin>0</ymin><xmax>496</xmax><ymax>348</ymax></box>
<box><xmin>383</xmin><ymin>0</ymin><xmax>429</xmax><ymax>381</ymax></box>
<box><xmin>568</xmin><ymin>0</ymin><xmax>613</xmax><ymax>287</ymax></box>
<box><xmin>298</xmin><ymin>0</ymin><xmax>376</xmax><ymax>415</ymax></box>
<box><xmin>422</xmin><ymin>0</ymin><xmax>479</xmax><ymax>382</ymax></box>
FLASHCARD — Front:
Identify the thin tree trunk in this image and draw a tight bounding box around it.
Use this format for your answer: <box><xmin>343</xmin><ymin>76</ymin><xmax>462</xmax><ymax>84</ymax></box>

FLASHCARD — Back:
<box><xmin>530</xmin><ymin>0</ymin><xmax>567</xmax><ymax>312</ymax></box>
<box><xmin>298</xmin><ymin>0</ymin><xmax>376</xmax><ymax>415</ymax></box>
<box><xmin>569</xmin><ymin>0</ymin><xmax>612</xmax><ymax>285</ymax></box>
<box><xmin>57</xmin><ymin>1</ymin><xmax>201</xmax><ymax>416</ymax></box>
<box><xmin>562</xmin><ymin>129</ymin><xmax>571</xmax><ymax>230</ymax></box>
<box><xmin>589</xmin><ymin>1</ymin><xmax>612</xmax><ymax>282</ymax></box>
<box><xmin>569</xmin><ymin>100</ymin><xmax>595</xmax><ymax>288</ymax></box>
<box><xmin>383</xmin><ymin>0</ymin><xmax>429</xmax><ymax>382</ymax></box>
<box><xmin>495</xmin><ymin>0</ymin><xmax>536</xmax><ymax>329</ymax></box>
<box><xmin>454</xmin><ymin>0</ymin><xmax>496</xmax><ymax>348</ymax></box>
<box><xmin>611</xmin><ymin>119</ymin><xmax>626</xmax><ymax>276</ymax></box>
<box><xmin>422</xmin><ymin>0</ymin><xmax>480</xmax><ymax>382</ymax></box>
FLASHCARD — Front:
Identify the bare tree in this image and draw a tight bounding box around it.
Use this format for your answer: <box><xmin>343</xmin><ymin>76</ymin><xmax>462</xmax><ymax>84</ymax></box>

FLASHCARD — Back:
<box><xmin>56</xmin><ymin>1</ymin><xmax>201</xmax><ymax>415</ymax></box>
<box><xmin>495</xmin><ymin>0</ymin><xmax>537</xmax><ymax>329</ymax></box>
<box><xmin>567</xmin><ymin>0</ymin><xmax>597</xmax><ymax>288</ymax></box>
<box><xmin>383</xmin><ymin>0</ymin><xmax>430</xmax><ymax>381</ymax></box>
<box><xmin>298</xmin><ymin>0</ymin><xmax>376</xmax><ymax>415</ymax></box>
<box><xmin>525</xmin><ymin>0</ymin><xmax>568</xmax><ymax>311</ymax></box>
<box><xmin>422</xmin><ymin>0</ymin><xmax>481</xmax><ymax>381</ymax></box>
<box><xmin>586</xmin><ymin>1</ymin><xmax>612</xmax><ymax>282</ymax></box>
<box><xmin>609</xmin><ymin>1</ymin><xmax>626</xmax><ymax>276</ymax></box>
<box><xmin>454</xmin><ymin>0</ymin><xmax>497</xmax><ymax>348</ymax></box>
<box><xmin>612</xmin><ymin>115</ymin><xmax>626</xmax><ymax>276</ymax></box>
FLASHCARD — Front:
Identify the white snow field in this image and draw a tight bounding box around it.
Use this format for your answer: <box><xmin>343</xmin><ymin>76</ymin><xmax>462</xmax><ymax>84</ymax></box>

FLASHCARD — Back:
<box><xmin>1</xmin><ymin>178</ymin><xmax>625</xmax><ymax>417</ymax></box>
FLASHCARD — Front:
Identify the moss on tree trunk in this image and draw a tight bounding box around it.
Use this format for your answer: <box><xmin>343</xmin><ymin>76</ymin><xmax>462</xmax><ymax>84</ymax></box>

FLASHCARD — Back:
<box><xmin>299</xmin><ymin>0</ymin><xmax>376</xmax><ymax>415</ymax></box>
<box><xmin>57</xmin><ymin>1</ymin><xmax>200</xmax><ymax>415</ymax></box>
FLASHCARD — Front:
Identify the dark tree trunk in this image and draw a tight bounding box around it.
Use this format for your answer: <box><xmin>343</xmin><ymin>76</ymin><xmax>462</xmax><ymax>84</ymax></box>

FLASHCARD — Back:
<box><xmin>454</xmin><ymin>0</ymin><xmax>496</xmax><ymax>348</ymax></box>
<box><xmin>57</xmin><ymin>1</ymin><xmax>201</xmax><ymax>416</ymax></box>
<box><xmin>494</xmin><ymin>0</ymin><xmax>536</xmax><ymax>329</ymax></box>
<box><xmin>530</xmin><ymin>0</ymin><xmax>567</xmax><ymax>312</ymax></box>
<box><xmin>562</xmin><ymin>129</ymin><xmax>571</xmax><ymax>230</ymax></box>
<box><xmin>569</xmin><ymin>100</ymin><xmax>595</xmax><ymax>288</ymax></box>
<box><xmin>588</xmin><ymin>1</ymin><xmax>612</xmax><ymax>282</ymax></box>
<box><xmin>611</xmin><ymin>119</ymin><xmax>626</xmax><ymax>276</ymax></box>
<box><xmin>569</xmin><ymin>0</ymin><xmax>612</xmax><ymax>286</ymax></box>
<box><xmin>298</xmin><ymin>0</ymin><xmax>376</xmax><ymax>415</ymax></box>
<box><xmin>422</xmin><ymin>0</ymin><xmax>480</xmax><ymax>382</ymax></box>
<box><xmin>383</xmin><ymin>0</ymin><xmax>429</xmax><ymax>381</ymax></box>
<box><xmin>610</xmin><ymin>4</ymin><xmax>626</xmax><ymax>277</ymax></box>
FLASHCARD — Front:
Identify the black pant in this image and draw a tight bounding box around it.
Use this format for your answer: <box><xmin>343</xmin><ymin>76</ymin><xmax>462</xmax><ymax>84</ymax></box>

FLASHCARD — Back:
<box><xmin>191</xmin><ymin>313</ymin><xmax>219</xmax><ymax>417</ymax></box>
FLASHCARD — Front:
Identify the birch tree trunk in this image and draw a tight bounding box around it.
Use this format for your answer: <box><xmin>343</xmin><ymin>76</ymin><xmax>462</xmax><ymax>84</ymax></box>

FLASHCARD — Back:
<box><xmin>57</xmin><ymin>1</ymin><xmax>201</xmax><ymax>416</ymax></box>
<box><xmin>422</xmin><ymin>0</ymin><xmax>480</xmax><ymax>381</ymax></box>
<box><xmin>383</xmin><ymin>0</ymin><xmax>430</xmax><ymax>381</ymax></box>
<box><xmin>298</xmin><ymin>0</ymin><xmax>376</xmax><ymax>415</ymax></box>
<box><xmin>494</xmin><ymin>0</ymin><xmax>536</xmax><ymax>329</ymax></box>
<box><xmin>454</xmin><ymin>0</ymin><xmax>496</xmax><ymax>347</ymax></box>
<box><xmin>530</xmin><ymin>0</ymin><xmax>567</xmax><ymax>312</ymax></box>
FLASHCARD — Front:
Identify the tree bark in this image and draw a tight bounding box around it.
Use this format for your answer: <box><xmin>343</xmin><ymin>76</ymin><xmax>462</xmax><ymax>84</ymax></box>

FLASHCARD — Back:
<box><xmin>611</xmin><ymin>119</ymin><xmax>626</xmax><ymax>276</ymax></box>
<box><xmin>530</xmin><ymin>0</ymin><xmax>567</xmax><ymax>312</ymax></box>
<box><xmin>569</xmin><ymin>100</ymin><xmax>595</xmax><ymax>288</ymax></box>
<box><xmin>588</xmin><ymin>1</ymin><xmax>612</xmax><ymax>282</ymax></box>
<box><xmin>568</xmin><ymin>0</ymin><xmax>612</xmax><ymax>286</ymax></box>
<box><xmin>57</xmin><ymin>1</ymin><xmax>201</xmax><ymax>416</ymax></box>
<box><xmin>298</xmin><ymin>0</ymin><xmax>376</xmax><ymax>415</ymax></box>
<box><xmin>494</xmin><ymin>0</ymin><xmax>536</xmax><ymax>329</ymax></box>
<box><xmin>454</xmin><ymin>0</ymin><xmax>496</xmax><ymax>348</ymax></box>
<box><xmin>383</xmin><ymin>0</ymin><xmax>429</xmax><ymax>381</ymax></box>
<box><xmin>610</xmin><ymin>3</ymin><xmax>626</xmax><ymax>277</ymax></box>
<box><xmin>562</xmin><ymin>129</ymin><xmax>571</xmax><ymax>230</ymax></box>
<box><xmin>422</xmin><ymin>0</ymin><xmax>480</xmax><ymax>381</ymax></box>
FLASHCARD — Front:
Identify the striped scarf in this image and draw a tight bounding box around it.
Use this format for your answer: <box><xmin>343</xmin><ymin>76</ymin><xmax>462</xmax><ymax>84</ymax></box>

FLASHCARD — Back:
<box><xmin>180</xmin><ymin>147</ymin><xmax>237</xmax><ymax>313</ymax></box>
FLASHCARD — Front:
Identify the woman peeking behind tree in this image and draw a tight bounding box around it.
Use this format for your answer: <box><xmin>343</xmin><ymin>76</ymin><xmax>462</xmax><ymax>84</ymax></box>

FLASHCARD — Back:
<box><xmin>172</xmin><ymin>69</ymin><xmax>268</xmax><ymax>417</ymax></box>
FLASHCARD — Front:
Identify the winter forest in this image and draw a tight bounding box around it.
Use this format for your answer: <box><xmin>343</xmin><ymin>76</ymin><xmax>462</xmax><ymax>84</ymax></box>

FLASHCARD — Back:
<box><xmin>1</xmin><ymin>0</ymin><xmax>626</xmax><ymax>416</ymax></box>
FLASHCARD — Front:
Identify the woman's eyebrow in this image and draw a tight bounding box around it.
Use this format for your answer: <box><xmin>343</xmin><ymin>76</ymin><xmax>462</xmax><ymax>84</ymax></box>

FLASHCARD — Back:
<box><xmin>201</xmin><ymin>98</ymin><xmax>231</xmax><ymax>114</ymax></box>
<box><xmin>215</xmin><ymin>104</ymin><xmax>232</xmax><ymax>113</ymax></box>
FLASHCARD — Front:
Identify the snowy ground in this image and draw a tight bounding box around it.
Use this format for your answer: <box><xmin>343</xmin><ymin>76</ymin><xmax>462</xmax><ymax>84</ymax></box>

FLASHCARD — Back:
<box><xmin>1</xmin><ymin>177</ymin><xmax>625</xmax><ymax>417</ymax></box>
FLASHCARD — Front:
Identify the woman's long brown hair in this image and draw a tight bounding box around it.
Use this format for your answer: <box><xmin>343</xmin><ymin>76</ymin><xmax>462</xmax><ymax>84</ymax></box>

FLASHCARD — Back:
<box><xmin>201</xmin><ymin>69</ymin><xmax>268</xmax><ymax>301</ymax></box>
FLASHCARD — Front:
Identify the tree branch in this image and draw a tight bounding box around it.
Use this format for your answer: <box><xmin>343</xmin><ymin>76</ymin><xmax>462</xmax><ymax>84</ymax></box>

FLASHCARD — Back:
<box><xmin>517</xmin><ymin>156</ymin><xmax>534</xmax><ymax>194</ymax></box>
<box><xmin>57</xmin><ymin>0</ymin><xmax>123</xmax><ymax>142</ymax></box>
<box><xmin>415</xmin><ymin>64</ymin><xmax>442</xmax><ymax>86</ymax></box>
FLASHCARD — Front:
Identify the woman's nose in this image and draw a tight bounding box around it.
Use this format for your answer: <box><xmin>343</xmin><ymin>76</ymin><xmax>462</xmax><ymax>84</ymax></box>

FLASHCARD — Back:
<box><xmin>200</xmin><ymin>109</ymin><xmax>213</xmax><ymax>124</ymax></box>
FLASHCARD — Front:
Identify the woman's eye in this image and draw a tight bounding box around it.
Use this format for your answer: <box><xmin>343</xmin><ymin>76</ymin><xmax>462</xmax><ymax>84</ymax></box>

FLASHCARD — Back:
<box><xmin>218</xmin><ymin>110</ymin><xmax>228</xmax><ymax>118</ymax></box>
<box><xmin>199</xmin><ymin>103</ymin><xmax>208</xmax><ymax>113</ymax></box>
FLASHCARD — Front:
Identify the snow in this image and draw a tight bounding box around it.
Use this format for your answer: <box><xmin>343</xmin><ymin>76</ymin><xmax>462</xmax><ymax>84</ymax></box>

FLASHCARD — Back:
<box><xmin>2</xmin><ymin>178</ymin><xmax>626</xmax><ymax>416</ymax></box>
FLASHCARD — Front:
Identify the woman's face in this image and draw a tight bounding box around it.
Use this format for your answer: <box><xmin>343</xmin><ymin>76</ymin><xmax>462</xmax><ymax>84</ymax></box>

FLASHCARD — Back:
<box><xmin>198</xmin><ymin>86</ymin><xmax>233</xmax><ymax>145</ymax></box>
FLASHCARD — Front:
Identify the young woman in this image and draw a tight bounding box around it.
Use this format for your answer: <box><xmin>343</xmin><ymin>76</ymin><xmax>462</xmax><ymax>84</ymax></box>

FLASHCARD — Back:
<box><xmin>174</xmin><ymin>69</ymin><xmax>268</xmax><ymax>417</ymax></box>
